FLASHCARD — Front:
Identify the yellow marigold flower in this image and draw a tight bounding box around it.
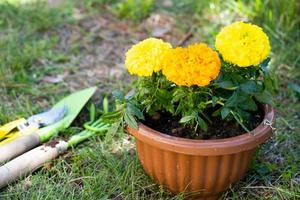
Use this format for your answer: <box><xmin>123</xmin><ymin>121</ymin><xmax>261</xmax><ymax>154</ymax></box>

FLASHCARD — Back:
<box><xmin>162</xmin><ymin>43</ymin><xmax>221</xmax><ymax>87</ymax></box>
<box><xmin>215</xmin><ymin>21</ymin><xmax>271</xmax><ymax>67</ymax></box>
<box><xmin>125</xmin><ymin>38</ymin><xmax>172</xmax><ymax>76</ymax></box>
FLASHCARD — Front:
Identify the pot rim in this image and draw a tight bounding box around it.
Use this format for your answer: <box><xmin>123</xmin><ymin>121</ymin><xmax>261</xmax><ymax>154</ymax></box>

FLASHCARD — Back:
<box><xmin>127</xmin><ymin>104</ymin><xmax>275</xmax><ymax>155</ymax></box>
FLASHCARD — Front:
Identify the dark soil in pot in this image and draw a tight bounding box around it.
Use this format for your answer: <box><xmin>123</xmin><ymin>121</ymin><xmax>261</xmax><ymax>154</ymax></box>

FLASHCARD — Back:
<box><xmin>142</xmin><ymin>110</ymin><xmax>263</xmax><ymax>139</ymax></box>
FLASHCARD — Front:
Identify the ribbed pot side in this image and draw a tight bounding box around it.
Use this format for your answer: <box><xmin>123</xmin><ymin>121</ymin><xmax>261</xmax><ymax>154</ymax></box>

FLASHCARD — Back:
<box><xmin>127</xmin><ymin>105</ymin><xmax>275</xmax><ymax>200</ymax></box>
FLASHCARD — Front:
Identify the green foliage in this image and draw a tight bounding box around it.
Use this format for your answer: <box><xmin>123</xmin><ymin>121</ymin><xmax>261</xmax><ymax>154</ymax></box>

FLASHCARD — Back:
<box><xmin>76</xmin><ymin>0</ymin><xmax>154</xmax><ymax>21</ymax></box>
<box><xmin>101</xmin><ymin>90</ymin><xmax>144</xmax><ymax>130</ymax></box>
<box><xmin>169</xmin><ymin>0</ymin><xmax>210</xmax><ymax>15</ymax></box>
<box><xmin>209</xmin><ymin>58</ymin><xmax>276</xmax><ymax>130</ymax></box>
<box><xmin>0</xmin><ymin>1</ymin><xmax>72</xmax><ymax>31</ymax></box>
<box><xmin>75</xmin><ymin>0</ymin><xmax>118</xmax><ymax>13</ymax></box>
<box><xmin>111</xmin><ymin>0</ymin><xmax>154</xmax><ymax>21</ymax></box>
<box><xmin>133</xmin><ymin>73</ymin><xmax>174</xmax><ymax>115</ymax></box>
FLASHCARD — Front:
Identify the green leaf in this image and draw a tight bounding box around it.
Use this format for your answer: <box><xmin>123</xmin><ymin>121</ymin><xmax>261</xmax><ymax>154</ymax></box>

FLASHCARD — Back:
<box><xmin>101</xmin><ymin>110</ymin><xmax>123</xmax><ymax>121</ymax></box>
<box><xmin>221</xmin><ymin>107</ymin><xmax>230</xmax><ymax>119</ymax></box>
<box><xmin>175</xmin><ymin>100</ymin><xmax>186</xmax><ymax>115</ymax></box>
<box><xmin>172</xmin><ymin>92</ymin><xmax>186</xmax><ymax>103</ymax></box>
<box><xmin>212</xmin><ymin>96</ymin><xmax>218</xmax><ymax>107</ymax></box>
<box><xmin>197</xmin><ymin>116</ymin><xmax>208</xmax><ymax>132</ymax></box>
<box><xmin>225</xmin><ymin>91</ymin><xmax>238</xmax><ymax>107</ymax></box>
<box><xmin>260</xmin><ymin>57</ymin><xmax>271</xmax><ymax>73</ymax></box>
<box><xmin>139</xmin><ymin>88</ymin><xmax>150</xmax><ymax>96</ymax></box>
<box><xmin>126</xmin><ymin>103</ymin><xmax>144</xmax><ymax>120</ymax></box>
<box><xmin>236</xmin><ymin>109</ymin><xmax>252</xmax><ymax>123</ymax></box>
<box><xmin>239</xmin><ymin>98</ymin><xmax>258</xmax><ymax>111</ymax></box>
<box><xmin>240</xmin><ymin>80</ymin><xmax>257</xmax><ymax>94</ymax></box>
<box><xmin>125</xmin><ymin>89</ymin><xmax>135</xmax><ymax>99</ymax></box>
<box><xmin>231</xmin><ymin>111</ymin><xmax>250</xmax><ymax>132</ymax></box>
<box><xmin>255</xmin><ymin>90</ymin><xmax>273</xmax><ymax>105</ymax></box>
<box><xmin>179</xmin><ymin>115</ymin><xmax>195</xmax><ymax>123</ymax></box>
<box><xmin>218</xmin><ymin>80</ymin><xmax>237</xmax><ymax>90</ymax></box>
<box><xmin>112</xmin><ymin>90</ymin><xmax>125</xmax><ymax>101</ymax></box>
<box><xmin>157</xmin><ymin>89</ymin><xmax>172</xmax><ymax>103</ymax></box>
<box><xmin>165</xmin><ymin>104</ymin><xmax>175</xmax><ymax>114</ymax></box>
<box><xmin>124</xmin><ymin>112</ymin><xmax>138</xmax><ymax>130</ymax></box>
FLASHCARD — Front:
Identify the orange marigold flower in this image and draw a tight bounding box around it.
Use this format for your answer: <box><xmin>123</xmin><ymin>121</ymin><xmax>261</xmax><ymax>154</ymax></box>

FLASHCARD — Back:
<box><xmin>162</xmin><ymin>43</ymin><xmax>221</xmax><ymax>87</ymax></box>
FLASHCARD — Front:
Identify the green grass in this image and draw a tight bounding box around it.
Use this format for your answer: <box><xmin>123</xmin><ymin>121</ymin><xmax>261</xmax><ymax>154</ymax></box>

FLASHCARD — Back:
<box><xmin>0</xmin><ymin>0</ymin><xmax>299</xmax><ymax>199</ymax></box>
<box><xmin>0</xmin><ymin>1</ymin><xmax>73</xmax><ymax>83</ymax></box>
<box><xmin>0</xmin><ymin>0</ymin><xmax>74</xmax><ymax>122</ymax></box>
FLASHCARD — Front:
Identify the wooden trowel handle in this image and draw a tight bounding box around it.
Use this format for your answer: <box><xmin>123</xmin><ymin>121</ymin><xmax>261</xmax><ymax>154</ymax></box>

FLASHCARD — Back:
<box><xmin>0</xmin><ymin>133</ymin><xmax>41</xmax><ymax>164</ymax></box>
<box><xmin>0</xmin><ymin>144</ymin><xmax>62</xmax><ymax>189</ymax></box>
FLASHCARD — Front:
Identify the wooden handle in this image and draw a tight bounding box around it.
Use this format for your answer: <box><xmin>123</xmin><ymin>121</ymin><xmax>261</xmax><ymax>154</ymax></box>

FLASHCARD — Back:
<box><xmin>0</xmin><ymin>133</ymin><xmax>41</xmax><ymax>164</ymax></box>
<box><xmin>0</xmin><ymin>145</ymin><xmax>60</xmax><ymax>189</ymax></box>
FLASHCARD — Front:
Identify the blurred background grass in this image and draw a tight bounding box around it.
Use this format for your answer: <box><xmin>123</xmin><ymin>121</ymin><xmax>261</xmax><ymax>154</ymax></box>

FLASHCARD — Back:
<box><xmin>0</xmin><ymin>0</ymin><xmax>299</xmax><ymax>199</ymax></box>
<box><xmin>1</xmin><ymin>0</ymin><xmax>299</xmax><ymax>88</ymax></box>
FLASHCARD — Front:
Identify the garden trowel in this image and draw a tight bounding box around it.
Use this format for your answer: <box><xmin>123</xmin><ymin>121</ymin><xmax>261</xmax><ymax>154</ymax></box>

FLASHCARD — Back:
<box><xmin>0</xmin><ymin>87</ymin><xmax>97</xmax><ymax>164</ymax></box>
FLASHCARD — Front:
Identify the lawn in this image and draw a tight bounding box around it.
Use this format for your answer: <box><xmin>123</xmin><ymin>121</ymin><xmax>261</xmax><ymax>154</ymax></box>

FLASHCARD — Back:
<box><xmin>0</xmin><ymin>0</ymin><xmax>299</xmax><ymax>199</ymax></box>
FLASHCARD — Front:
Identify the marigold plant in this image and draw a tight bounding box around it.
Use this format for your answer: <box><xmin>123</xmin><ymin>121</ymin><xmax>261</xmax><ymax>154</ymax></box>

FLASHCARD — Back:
<box><xmin>109</xmin><ymin>22</ymin><xmax>275</xmax><ymax>138</ymax></box>
<box><xmin>215</xmin><ymin>21</ymin><xmax>270</xmax><ymax>67</ymax></box>
<box><xmin>162</xmin><ymin>43</ymin><xmax>221</xmax><ymax>87</ymax></box>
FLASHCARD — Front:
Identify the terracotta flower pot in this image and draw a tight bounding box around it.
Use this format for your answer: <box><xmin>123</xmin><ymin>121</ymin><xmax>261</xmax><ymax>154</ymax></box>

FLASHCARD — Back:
<box><xmin>127</xmin><ymin>104</ymin><xmax>275</xmax><ymax>200</ymax></box>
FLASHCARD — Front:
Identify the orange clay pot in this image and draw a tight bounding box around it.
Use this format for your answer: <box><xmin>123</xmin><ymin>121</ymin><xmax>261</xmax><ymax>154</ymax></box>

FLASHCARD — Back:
<box><xmin>127</xmin><ymin>104</ymin><xmax>275</xmax><ymax>200</ymax></box>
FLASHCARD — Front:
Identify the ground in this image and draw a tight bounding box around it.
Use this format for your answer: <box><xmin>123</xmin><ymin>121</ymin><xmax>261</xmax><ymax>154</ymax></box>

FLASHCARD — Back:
<box><xmin>0</xmin><ymin>0</ymin><xmax>299</xmax><ymax>199</ymax></box>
